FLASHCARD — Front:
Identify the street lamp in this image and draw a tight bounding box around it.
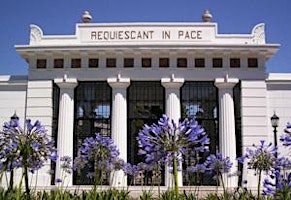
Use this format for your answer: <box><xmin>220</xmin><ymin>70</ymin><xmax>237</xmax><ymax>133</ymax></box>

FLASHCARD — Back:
<box><xmin>8</xmin><ymin>112</ymin><xmax>19</xmax><ymax>190</ymax></box>
<box><xmin>271</xmin><ymin>113</ymin><xmax>279</xmax><ymax>147</ymax></box>
<box><xmin>271</xmin><ymin>112</ymin><xmax>279</xmax><ymax>196</ymax></box>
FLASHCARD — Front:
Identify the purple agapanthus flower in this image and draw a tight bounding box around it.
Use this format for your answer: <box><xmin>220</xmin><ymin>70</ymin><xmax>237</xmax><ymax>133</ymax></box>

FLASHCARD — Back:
<box><xmin>137</xmin><ymin>114</ymin><xmax>209</xmax><ymax>170</ymax></box>
<box><xmin>263</xmin><ymin>172</ymin><xmax>291</xmax><ymax>196</ymax></box>
<box><xmin>204</xmin><ymin>153</ymin><xmax>233</xmax><ymax>175</ymax></box>
<box><xmin>60</xmin><ymin>156</ymin><xmax>73</xmax><ymax>174</ymax></box>
<box><xmin>74</xmin><ymin>133</ymin><xmax>123</xmax><ymax>184</ymax></box>
<box><xmin>123</xmin><ymin>163</ymin><xmax>141</xmax><ymax>177</ymax></box>
<box><xmin>238</xmin><ymin>140</ymin><xmax>277</xmax><ymax>173</ymax></box>
<box><xmin>238</xmin><ymin>140</ymin><xmax>278</xmax><ymax>198</ymax></box>
<box><xmin>280</xmin><ymin>122</ymin><xmax>291</xmax><ymax>146</ymax></box>
<box><xmin>187</xmin><ymin>163</ymin><xmax>207</xmax><ymax>174</ymax></box>
<box><xmin>0</xmin><ymin>118</ymin><xmax>57</xmax><ymax>173</ymax></box>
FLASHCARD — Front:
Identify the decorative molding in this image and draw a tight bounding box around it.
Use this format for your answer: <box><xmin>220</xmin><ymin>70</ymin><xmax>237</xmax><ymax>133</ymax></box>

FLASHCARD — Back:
<box><xmin>252</xmin><ymin>23</ymin><xmax>265</xmax><ymax>44</ymax></box>
<box><xmin>54</xmin><ymin>74</ymin><xmax>78</xmax><ymax>88</ymax></box>
<box><xmin>107</xmin><ymin>74</ymin><xmax>130</xmax><ymax>88</ymax></box>
<box><xmin>215</xmin><ymin>74</ymin><xmax>239</xmax><ymax>89</ymax></box>
<box><xmin>30</xmin><ymin>24</ymin><xmax>43</xmax><ymax>45</ymax></box>
<box><xmin>161</xmin><ymin>74</ymin><xmax>184</xmax><ymax>89</ymax></box>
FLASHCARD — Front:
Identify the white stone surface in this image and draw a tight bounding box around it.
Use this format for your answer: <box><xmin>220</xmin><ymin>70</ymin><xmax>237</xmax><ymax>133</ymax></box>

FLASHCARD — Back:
<box><xmin>26</xmin><ymin>80</ymin><xmax>54</xmax><ymax>186</ymax></box>
<box><xmin>161</xmin><ymin>75</ymin><xmax>184</xmax><ymax>187</ymax></box>
<box><xmin>107</xmin><ymin>75</ymin><xmax>130</xmax><ymax>187</ymax></box>
<box><xmin>215</xmin><ymin>76</ymin><xmax>238</xmax><ymax>188</ymax></box>
<box><xmin>240</xmin><ymin>80</ymin><xmax>268</xmax><ymax>188</ymax></box>
<box><xmin>54</xmin><ymin>77</ymin><xmax>78</xmax><ymax>186</ymax></box>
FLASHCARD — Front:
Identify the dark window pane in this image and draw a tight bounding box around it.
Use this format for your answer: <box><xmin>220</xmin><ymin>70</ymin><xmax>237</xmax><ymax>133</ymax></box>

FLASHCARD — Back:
<box><xmin>71</xmin><ymin>59</ymin><xmax>81</xmax><ymax>68</ymax></box>
<box><xmin>106</xmin><ymin>58</ymin><xmax>116</xmax><ymax>68</ymax></box>
<box><xmin>195</xmin><ymin>58</ymin><xmax>205</xmax><ymax>68</ymax></box>
<box><xmin>142</xmin><ymin>58</ymin><xmax>151</xmax><ymax>68</ymax></box>
<box><xmin>177</xmin><ymin>58</ymin><xmax>187</xmax><ymax>68</ymax></box>
<box><xmin>248</xmin><ymin>58</ymin><xmax>258</xmax><ymax>68</ymax></box>
<box><xmin>124</xmin><ymin>58</ymin><xmax>134</xmax><ymax>68</ymax></box>
<box><xmin>213</xmin><ymin>58</ymin><xmax>222</xmax><ymax>68</ymax></box>
<box><xmin>54</xmin><ymin>59</ymin><xmax>64</xmax><ymax>68</ymax></box>
<box><xmin>230</xmin><ymin>58</ymin><xmax>240</xmax><ymax>68</ymax></box>
<box><xmin>89</xmin><ymin>59</ymin><xmax>99</xmax><ymax>68</ymax></box>
<box><xmin>159</xmin><ymin>58</ymin><xmax>169</xmax><ymax>68</ymax></box>
<box><xmin>37</xmin><ymin>59</ymin><xmax>46</xmax><ymax>69</ymax></box>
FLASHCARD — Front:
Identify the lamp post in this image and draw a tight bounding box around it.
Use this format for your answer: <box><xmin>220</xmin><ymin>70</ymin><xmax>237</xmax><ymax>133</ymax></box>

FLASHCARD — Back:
<box><xmin>8</xmin><ymin>112</ymin><xmax>19</xmax><ymax>190</ymax></box>
<box><xmin>271</xmin><ymin>112</ymin><xmax>279</xmax><ymax>192</ymax></box>
<box><xmin>271</xmin><ymin>113</ymin><xmax>279</xmax><ymax>148</ymax></box>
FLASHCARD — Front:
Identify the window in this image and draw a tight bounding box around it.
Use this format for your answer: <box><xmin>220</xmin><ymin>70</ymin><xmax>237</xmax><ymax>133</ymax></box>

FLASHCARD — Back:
<box><xmin>159</xmin><ymin>58</ymin><xmax>169</xmax><ymax>68</ymax></box>
<box><xmin>74</xmin><ymin>82</ymin><xmax>112</xmax><ymax>185</ymax></box>
<box><xmin>89</xmin><ymin>58</ymin><xmax>98</xmax><ymax>68</ymax></box>
<box><xmin>195</xmin><ymin>58</ymin><xmax>205</xmax><ymax>68</ymax></box>
<box><xmin>71</xmin><ymin>59</ymin><xmax>81</xmax><ymax>68</ymax></box>
<box><xmin>124</xmin><ymin>58</ymin><xmax>134</xmax><ymax>68</ymax></box>
<box><xmin>127</xmin><ymin>81</ymin><xmax>165</xmax><ymax>185</ymax></box>
<box><xmin>54</xmin><ymin>59</ymin><xmax>64</xmax><ymax>68</ymax></box>
<box><xmin>181</xmin><ymin>81</ymin><xmax>218</xmax><ymax>186</ymax></box>
<box><xmin>51</xmin><ymin>84</ymin><xmax>60</xmax><ymax>185</ymax></box>
<box><xmin>230</xmin><ymin>58</ymin><xmax>240</xmax><ymax>68</ymax></box>
<box><xmin>106</xmin><ymin>58</ymin><xmax>116</xmax><ymax>68</ymax></box>
<box><xmin>142</xmin><ymin>58</ymin><xmax>151</xmax><ymax>68</ymax></box>
<box><xmin>213</xmin><ymin>58</ymin><xmax>223</xmax><ymax>68</ymax></box>
<box><xmin>177</xmin><ymin>58</ymin><xmax>187</xmax><ymax>68</ymax></box>
<box><xmin>233</xmin><ymin>82</ymin><xmax>242</xmax><ymax>185</ymax></box>
<box><xmin>36</xmin><ymin>59</ymin><xmax>46</xmax><ymax>69</ymax></box>
<box><xmin>248</xmin><ymin>58</ymin><xmax>258</xmax><ymax>68</ymax></box>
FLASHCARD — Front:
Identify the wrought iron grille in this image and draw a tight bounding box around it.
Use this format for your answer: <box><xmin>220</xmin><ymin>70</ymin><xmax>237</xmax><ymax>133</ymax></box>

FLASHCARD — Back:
<box><xmin>233</xmin><ymin>82</ymin><xmax>242</xmax><ymax>185</ymax></box>
<box><xmin>181</xmin><ymin>81</ymin><xmax>218</xmax><ymax>186</ymax></box>
<box><xmin>127</xmin><ymin>81</ymin><xmax>165</xmax><ymax>186</ymax></box>
<box><xmin>73</xmin><ymin>81</ymin><xmax>112</xmax><ymax>185</ymax></box>
<box><xmin>51</xmin><ymin>83</ymin><xmax>60</xmax><ymax>185</ymax></box>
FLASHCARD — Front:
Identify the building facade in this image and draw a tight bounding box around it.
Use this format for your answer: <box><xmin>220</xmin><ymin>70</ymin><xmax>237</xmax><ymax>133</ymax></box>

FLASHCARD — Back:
<box><xmin>1</xmin><ymin>11</ymin><xmax>291</xmax><ymax>189</ymax></box>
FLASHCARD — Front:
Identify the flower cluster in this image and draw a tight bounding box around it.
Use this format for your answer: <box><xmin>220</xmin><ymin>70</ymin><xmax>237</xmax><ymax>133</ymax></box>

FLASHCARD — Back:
<box><xmin>137</xmin><ymin>114</ymin><xmax>209</xmax><ymax>168</ymax></box>
<box><xmin>238</xmin><ymin>140</ymin><xmax>277</xmax><ymax>174</ymax></box>
<box><xmin>74</xmin><ymin>133</ymin><xmax>122</xmax><ymax>182</ymax></box>
<box><xmin>264</xmin><ymin>172</ymin><xmax>291</xmax><ymax>196</ymax></box>
<box><xmin>238</xmin><ymin>140</ymin><xmax>278</xmax><ymax>199</ymax></box>
<box><xmin>60</xmin><ymin>156</ymin><xmax>73</xmax><ymax>175</ymax></box>
<box><xmin>123</xmin><ymin>163</ymin><xmax>141</xmax><ymax>177</ymax></box>
<box><xmin>280</xmin><ymin>122</ymin><xmax>291</xmax><ymax>146</ymax></box>
<box><xmin>204</xmin><ymin>153</ymin><xmax>233</xmax><ymax>175</ymax></box>
<box><xmin>0</xmin><ymin>118</ymin><xmax>57</xmax><ymax>173</ymax></box>
<box><xmin>187</xmin><ymin>163</ymin><xmax>207</xmax><ymax>174</ymax></box>
<box><xmin>262</xmin><ymin>122</ymin><xmax>291</xmax><ymax>197</ymax></box>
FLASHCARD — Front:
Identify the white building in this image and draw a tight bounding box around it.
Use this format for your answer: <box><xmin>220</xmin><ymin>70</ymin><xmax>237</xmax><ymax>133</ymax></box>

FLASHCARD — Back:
<box><xmin>1</xmin><ymin>10</ymin><xmax>290</xmax><ymax>190</ymax></box>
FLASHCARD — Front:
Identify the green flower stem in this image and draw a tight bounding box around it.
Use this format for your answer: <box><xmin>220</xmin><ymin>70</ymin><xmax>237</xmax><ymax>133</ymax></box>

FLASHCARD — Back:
<box><xmin>24</xmin><ymin>164</ymin><xmax>30</xmax><ymax>196</ymax></box>
<box><xmin>257</xmin><ymin>169</ymin><xmax>262</xmax><ymax>200</ymax></box>
<box><xmin>173</xmin><ymin>158</ymin><xmax>179</xmax><ymax>199</ymax></box>
<box><xmin>22</xmin><ymin>145</ymin><xmax>30</xmax><ymax>198</ymax></box>
<box><xmin>219</xmin><ymin>172</ymin><xmax>226</xmax><ymax>197</ymax></box>
<box><xmin>8</xmin><ymin>169</ymin><xmax>13</xmax><ymax>191</ymax></box>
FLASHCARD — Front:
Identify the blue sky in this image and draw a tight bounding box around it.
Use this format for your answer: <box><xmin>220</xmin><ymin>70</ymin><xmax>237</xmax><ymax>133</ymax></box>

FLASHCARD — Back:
<box><xmin>1</xmin><ymin>0</ymin><xmax>291</xmax><ymax>75</ymax></box>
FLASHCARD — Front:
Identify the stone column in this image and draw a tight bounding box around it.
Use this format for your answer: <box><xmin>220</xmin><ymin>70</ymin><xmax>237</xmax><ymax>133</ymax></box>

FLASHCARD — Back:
<box><xmin>108</xmin><ymin>75</ymin><xmax>130</xmax><ymax>187</ymax></box>
<box><xmin>215</xmin><ymin>76</ymin><xmax>239</xmax><ymax>188</ymax></box>
<box><xmin>54</xmin><ymin>75</ymin><xmax>78</xmax><ymax>186</ymax></box>
<box><xmin>161</xmin><ymin>75</ymin><xmax>184</xmax><ymax>187</ymax></box>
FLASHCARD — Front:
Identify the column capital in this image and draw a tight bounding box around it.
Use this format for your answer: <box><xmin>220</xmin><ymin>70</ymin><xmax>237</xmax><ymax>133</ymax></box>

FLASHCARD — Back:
<box><xmin>215</xmin><ymin>75</ymin><xmax>239</xmax><ymax>89</ymax></box>
<box><xmin>54</xmin><ymin>75</ymin><xmax>78</xmax><ymax>89</ymax></box>
<box><xmin>107</xmin><ymin>74</ymin><xmax>130</xmax><ymax>89</ymax></box>
<box><xmin>161</xmin><ymin>74</ymin><xmax>184</xmax><ymax>89</ymax></box>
